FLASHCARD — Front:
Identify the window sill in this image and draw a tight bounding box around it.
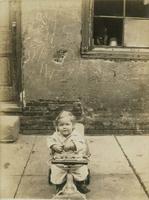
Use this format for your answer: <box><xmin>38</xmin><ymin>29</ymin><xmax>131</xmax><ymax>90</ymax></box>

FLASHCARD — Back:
<box><xmin>81</xmin><ymin>47</ymin><xmax>149</xmax><ymax>60</ymax></box>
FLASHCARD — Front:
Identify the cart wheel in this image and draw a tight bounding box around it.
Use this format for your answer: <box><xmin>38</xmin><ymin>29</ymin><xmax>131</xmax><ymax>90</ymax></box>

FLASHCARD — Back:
<box><xmin>85</xmin><ymin>169</ymin><xmax>90</xmax><ymax>185</ymax></box>
<box><xmin>48</xmin><ymin>168</ymin><xmax>52</xmax><ymax>185</ymax></box>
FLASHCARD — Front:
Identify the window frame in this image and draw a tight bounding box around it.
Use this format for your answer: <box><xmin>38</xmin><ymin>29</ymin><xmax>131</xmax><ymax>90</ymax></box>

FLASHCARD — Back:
<box><xmin>81</xmin><ymin>0</ymin><xmax>149</xmax><ymax>60</ymax></box>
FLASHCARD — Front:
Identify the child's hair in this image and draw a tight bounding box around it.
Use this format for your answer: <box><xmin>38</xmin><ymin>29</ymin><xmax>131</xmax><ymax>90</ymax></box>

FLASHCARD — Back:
<box><xmin>54</xmin><ymin>110</ymin><xmax>76</xmax><ymax>127</ymax></box>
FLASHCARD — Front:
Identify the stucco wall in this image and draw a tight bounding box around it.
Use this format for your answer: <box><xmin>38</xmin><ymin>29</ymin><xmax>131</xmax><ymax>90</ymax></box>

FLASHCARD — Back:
<box><xmin>21</xmin><ymin>0</ymin><xmax>149</xmax><ymax>133</ymax></box>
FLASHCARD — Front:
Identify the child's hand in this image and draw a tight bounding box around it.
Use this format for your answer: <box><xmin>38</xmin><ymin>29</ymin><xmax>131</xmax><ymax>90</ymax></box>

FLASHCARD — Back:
<box><xmin>51</xmin><ymin>144</ymin><xmax>63</xmax><ymax>153</ymax></box>
<box><xmin>64</xmin><ymin>141</ymin><xmax>76</xmax><ymax>152</ymax></box>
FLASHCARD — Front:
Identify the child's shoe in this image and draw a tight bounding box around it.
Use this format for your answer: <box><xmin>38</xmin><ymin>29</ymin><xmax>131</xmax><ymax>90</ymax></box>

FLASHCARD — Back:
<box><xmin>56</xmin><ymin>181</ymin><xmax>66</xmax><ymax>193</ymax></box>
<box><xmin>75</xmin><ymin>181</ymin><xmax>90</xmax><ymax>194</ymax></box>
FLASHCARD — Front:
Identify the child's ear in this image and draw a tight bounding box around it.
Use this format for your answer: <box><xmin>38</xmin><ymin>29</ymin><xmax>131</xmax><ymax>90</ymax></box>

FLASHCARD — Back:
<box><xmin>55</xmin><ymin>124</ymin><xmax>59</xmax><ymax>132</ymax></box>
<box><xmin>53</xmin><ymin>121</ymin><xmax>58</xmax><ymax>132</ymax></box>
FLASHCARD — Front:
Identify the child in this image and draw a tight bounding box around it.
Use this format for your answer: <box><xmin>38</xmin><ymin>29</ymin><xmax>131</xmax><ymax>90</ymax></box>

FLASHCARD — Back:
<box><xmin>47</xmin><ymin>111</ymin><xmax>90</xmax><ymax>194</ymax></box>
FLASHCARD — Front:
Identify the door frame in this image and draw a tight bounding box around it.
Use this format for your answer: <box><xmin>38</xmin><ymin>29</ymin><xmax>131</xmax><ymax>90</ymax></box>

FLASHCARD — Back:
<box><xmin>9</xmin><ymin>0</ymin><xmax>22</xmax><ymax>102</ymax></box>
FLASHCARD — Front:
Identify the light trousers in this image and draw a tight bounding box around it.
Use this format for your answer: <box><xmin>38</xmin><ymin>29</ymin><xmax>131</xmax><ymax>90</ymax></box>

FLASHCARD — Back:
<box><xmin>51</xmin><ymin>164</ymin><xmax>88</xmax><ymax>184</ymax></box>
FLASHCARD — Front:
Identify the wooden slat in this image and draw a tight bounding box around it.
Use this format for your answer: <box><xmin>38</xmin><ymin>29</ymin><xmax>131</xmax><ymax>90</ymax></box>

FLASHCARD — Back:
<box><xmin>0</xmin><ymin>57</ymin><xmax>11</xmax><ymax>86</ymax></box>
<box><xmin>94</xmin><ymin>15</ymin><xmax>124</xmax><ymax>19</ymax></box>
<box><xmin>0</xmin><ymin>30</ymin><xmax>12</xmax><ymax>54</ymax></box>
<box><xmin>81</xmin><ymin>0</ymin><xmax>91</xmax><ymax>51</ymax></box>
<box><xmin>81</xmin><ymin>48</ymin><xmax>149</xmax><ymax>60</ymax></box>
<box><xmin>0</xmin><ymin>86</ymin><xmax>14</xmax><ymax>101</ymax></box>
<box><xmin>0</xmin><ymin>1</ymin><xmax>9</xmax><ymax>27</ymax></box>
<box><xmin>0</xmin><ymin>0</ymin><xmax>15</xmax><ymax>102</ymax></box>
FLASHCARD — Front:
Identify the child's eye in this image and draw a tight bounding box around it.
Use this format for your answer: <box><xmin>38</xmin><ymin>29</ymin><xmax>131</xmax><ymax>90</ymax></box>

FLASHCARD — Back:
<box><xmin>66</xmin><ymin>123</ymin><xmax>72</xmax><ymax>126</ymax></box>
<box><xmin>58</xmin><ymin>122</ymin><xmax>71</xmax><ymax>126</ymax></box>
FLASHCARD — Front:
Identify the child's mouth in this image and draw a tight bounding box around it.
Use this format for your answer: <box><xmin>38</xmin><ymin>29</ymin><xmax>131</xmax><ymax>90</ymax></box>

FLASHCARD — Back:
<box><xmin>63</xmin><ymin>130</ymin><xmax>69</xmax><ymax>134</ymax></box>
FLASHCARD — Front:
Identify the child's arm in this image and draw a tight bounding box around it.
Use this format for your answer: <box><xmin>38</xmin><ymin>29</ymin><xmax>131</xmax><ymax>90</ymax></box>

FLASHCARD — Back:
<box><xmin>70</xmin><ymin>134</ymin><xmax>87</xmax><ymax>154</ymax></box>
<box><xmin>51</xmin><ymin>144</ymin><xmax>63</xmax><ymax>153</ymax></box>
<box><xmin>47</xmin><ymin>132</ymin><xmax>63</xmax><ymax>153</ymax></box>
<box><xmin>63</xmin><ymin>141</ymin><xmax>76</xmax><ymax>152</ymax></box>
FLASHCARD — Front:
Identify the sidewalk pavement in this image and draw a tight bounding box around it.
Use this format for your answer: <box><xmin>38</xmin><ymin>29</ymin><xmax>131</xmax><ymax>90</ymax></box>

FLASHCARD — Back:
<box><xmin>0</xmin><ymin>134</ymin><xmax>149</xmax><ymax>200</ymax></box>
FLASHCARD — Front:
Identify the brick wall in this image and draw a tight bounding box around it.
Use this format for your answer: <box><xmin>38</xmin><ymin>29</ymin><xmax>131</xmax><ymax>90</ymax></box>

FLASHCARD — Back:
<box><xmin>20</xmin><ymin>99</ymin><xmax>84</xmax><ymax>134</ymax></box>
<box><xmin>20</xmin><ymin>99</ymin><xmax>149</xmax><ymax>135</ymax></box>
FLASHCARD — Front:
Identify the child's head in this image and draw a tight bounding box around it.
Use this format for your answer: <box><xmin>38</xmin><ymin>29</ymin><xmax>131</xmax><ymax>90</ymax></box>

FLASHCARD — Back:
<box><xmin>55</xmin><ymin>111</ymin><xmax>76</xmax><ymax>137</ymax></box>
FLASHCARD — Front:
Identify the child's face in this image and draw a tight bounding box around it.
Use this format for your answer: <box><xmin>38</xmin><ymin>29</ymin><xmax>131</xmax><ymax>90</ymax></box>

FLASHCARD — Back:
<box><xmin>57</xmin><ymin>117</ymin><xmax>74</xmax><ymax>137</ymax></box>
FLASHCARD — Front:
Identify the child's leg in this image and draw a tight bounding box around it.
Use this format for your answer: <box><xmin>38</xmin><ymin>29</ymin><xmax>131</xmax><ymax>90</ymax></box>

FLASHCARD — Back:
<box><xmin>71</xmin><ymin>165</ymin><xmax>88</xmax><ymax>182</ymax></box>
<box><xmin>51</xmin><ymin>164</ymin><xmax>67</xmax><ymax>185</ymax></box>
<box><xmin>71</xmin><ymin>165</ymin><xmax>90</xmax><ymax>194</ymax></box>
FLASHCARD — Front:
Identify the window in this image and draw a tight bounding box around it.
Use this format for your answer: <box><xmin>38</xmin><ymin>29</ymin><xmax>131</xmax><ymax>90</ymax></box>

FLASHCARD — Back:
<box><xmin>81</xmin><ymin>0</ymin><xmax>149</xmax><ymax>60</ymax></box>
